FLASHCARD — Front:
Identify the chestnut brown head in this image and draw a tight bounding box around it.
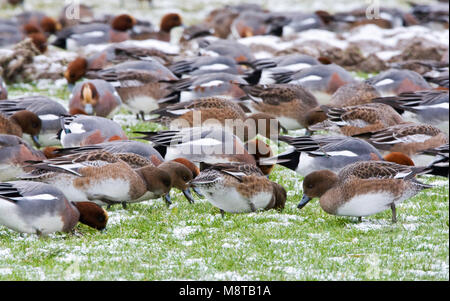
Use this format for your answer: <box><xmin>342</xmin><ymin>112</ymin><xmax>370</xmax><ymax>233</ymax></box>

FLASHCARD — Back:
<box><xmin>10</xmin><ymin>110</ymin><xmax>42</xmax><ymax>136</ymax></box>
<box><xmin>383</xmin><ymin>152</ymin><xmax>415</xmax><ymax>166</ymax></box>
<box><xmin>111</xmin><ymin>14</ymin><xmax>137</xmax><ymax>31</ymax></box>
<box><xmin>160</xmin><ymin>13</ymin><xmax>183</xmax><ymax>32</ymax></box>
<box><xmin>28</xmin><ymin>32</ymin><xmax>48</xmax><ymax>53</ymax></box>
<box><xmin>80</xmin><ymin>82</ymin><xmax>99</xmax><ymax>114</ymax></box>
<box><xmin>158</xmin><ymin>161</ymin><xmax>194</xmax><ymax>191</ymax></box>
<box><xmin>65</xmin><ymin>57</ymin><xmax>88</xmax><ymax>84</ymax></box>
<box><xmin>73</xmin><ymin>202</ymin><xmax>108</xmax><ymax>230</ymax></box>
<box><xmin>299</xmin><ymin>170</ymin><xmax>338</xmax><ymax>209</ymax></box>
<box><xmin>40</xmin><ymin>17</ymin><xmax>61</xmax><ymax>34</ymax></box>
<box><xmin>138</xmin><ymin>166</ymin><xmax>172</xmax><ymax>196</ymax></box>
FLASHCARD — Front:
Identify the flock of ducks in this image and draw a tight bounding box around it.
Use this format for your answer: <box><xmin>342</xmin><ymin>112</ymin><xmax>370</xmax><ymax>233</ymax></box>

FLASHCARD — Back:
<box><xmin>0</xmin><ymin>0</ymin><xmax>448</xmax><ymax>236</ymax></box>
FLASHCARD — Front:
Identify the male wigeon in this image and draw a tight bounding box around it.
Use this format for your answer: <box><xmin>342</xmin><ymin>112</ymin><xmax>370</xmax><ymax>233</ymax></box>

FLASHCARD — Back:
<box><xmin>85</xmin><ymin>60</ymin><xmax>178</xmax><ymax>120</ymax></box>
<box><xmin>69</xmin><ymin>80</ymin><xmax>122</xmax><ymax>117</ymax></box>
<box><xmin>240</xmin><ymin>84</ymin><xmax>319</xmax><ymax>130</ymax></box>
<box><xmin>260</xmin><ymin>135</ymin><xmax>388</xmax><ymax>176</ymax></box>
<box><xmin>160</xmin><ymin>72</ymin><xmax>249</xmax><ymax>105</ymax></box>
<box><xmin>0</xmin><ymin>76</ymin><xmax>7</xmax><ymax>100</ymax></box>
<box><xmin>135</xmin><ymin>127</ymin><xmax>274</xmax><ymax>175</ymax></box>
<box><xmin>363</xmin><ymin>122</ymin><xmax>449</xmax><ymax>165</ymax></box>
<box><xmin>0</xmin><ymin>110</ymin><xmax>41</xmax><ymax>147</ymax></box>
<box><xmin>0</xmin><ymin>134</ymin><xmax>45</xmax><ymax>181</ymax></box>
<box><xmin>329</xmin><ymin>82</ymin><xmax>381</xmax><ymax>107</ymax></box>
<box><xmin>169</xmin><ymin>56</ymin><xmax>244</xmax><ymax>77</ymax></box>
<box><xmin>15</xmin><ymin>11</ymin><xmax>61</xmax><ymax>37</ymax></box>
<box><xmin>365</xmin><ymin>69</ymin><xmax>431</xmax><ymax>96</ymax></box>
<box><xmin>52</xmin><ymin>14</ymin><xmax>137</xmax><ymax>50</ymax></box>
<box><xmin>309</xmin><ymin>103</ymin><xmax>405</xmax><ymax>136</ymax></box>
<box><xmin>420</xmin><ymin>144</ymin><xmax>449</xmax><ymax>177</ymax></box>
<box><xmin>130</xmin><ymin>13</ymin><xmax>183</xmax><ymax>42</ymax></box>
<box><xmin>149</xmin><ymin>96</ymin><xmax>282</xmax><ymax>141</ymax></box>
<box><xmin>252</xmin><ymin>54</ymin><xmax>321</xmax><ymax>85</ymax></box>
<box><xmin>299</xmin><ymin>161</ymin><xmax>433</xmax><ymax>223</ymax></box>
<box><xmin>21</xmin><ymin>151</ymin><xmax>173</xmax><ymax>208</ymax></box>
<box><xmin>0</xmin><ymin>181</ymin><xmax>108</xmax><ymax>235</ymax></box>
<box><xmin>271</xmin><ymin>64</ymin><xmax>356</xmax><ymax>104</ymax></box>
<box><xmin>59</xmin><ymin>115</ymin><xmax>127</xmax><ymax>147</ymax></box>
<box><xmin>197</xmin><ymin>39</ymin><xmax>256</xmax><ymax>63</ymax></box>
<box><xmin>189</xmin><ymin>163</ymin><xmax>286</xmax><ymax>214</ymax></box>
<box><xmin>0</xmin><ymin>96</ymin><xmax>68</xmax><ymax>147</ymax></box>
<box><xmin>372</xmin><ymin>90</ymin><xmax>449</xmax><ymax>134</ymax></box>
<box><xmin>64</xmin><ymin>43</ymin><xmax>175</xmax><ymax>85</ymax></box>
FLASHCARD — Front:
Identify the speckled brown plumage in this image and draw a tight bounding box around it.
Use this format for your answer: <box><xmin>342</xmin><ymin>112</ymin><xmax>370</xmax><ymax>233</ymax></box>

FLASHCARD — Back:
<box><xmin>329</xmin><ymin>82</ymin><xmax>381</xmax><ymax>107</ymax></box>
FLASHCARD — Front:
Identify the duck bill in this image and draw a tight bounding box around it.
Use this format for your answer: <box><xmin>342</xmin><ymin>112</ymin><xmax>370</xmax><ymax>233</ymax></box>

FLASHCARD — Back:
<box><xmin>32</xmin><ymin>135</ymin><xmax>41</xmax><ymax>148</ymax></box>
<box><xmin>84</xmin><ymin>104</ymin><xmax>94</xmax><ymax>115</ymax></box>
<box><xmin>191</xmin><ymin>187</ymin><xmax>204</xmax><ymax>198</ymax></box>
<box><xmin>298</xmin><ymin>194</ymin><xmax>311</xmax><ymax>209</ymax></box>
<box><xmin>163</xmin><ymin>193</ymin><xmax>172</xmax><ymax>206</ymax></box>
<box><xmin>182</xmin><ymin>188</ymin><xmax>195</xmax><ymax>204</ymax></box>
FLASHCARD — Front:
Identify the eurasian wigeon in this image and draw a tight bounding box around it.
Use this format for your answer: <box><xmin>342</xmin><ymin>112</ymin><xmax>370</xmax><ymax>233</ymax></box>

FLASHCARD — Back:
<box><xmin>160</xmin><ymin>72</ymin><xmax>249</xmax><ymax>105</ymax></box>
<box><xmin>299</xmin><ymin>161</ymin><xmax>433</xmax><ymax>223</ymax></box>
<box><xmin>329</xmin><ymin>82</ymin><xmax>381</xmax><ymax>107</ymax></box>
<box><xmin>0</xmin><ymin>76</ymin><xmax>7</xmax><ymax>100</ymax></box>
<box><xmin>372</xmin><ymin>90</ymin><xmax>449</xmax><ymax>134</ymax></box>
<box><xmin>0</xmin><ymin>96</ymin><xmax>68</xmax><ymax>147</ymax></box>
<box><xmin>59</xmin><ymin>115</ymin><xmax>127</xmax><ymax>147</ymax></box>
<box><xmin>149</xmin><ymin>96</ymin><xmax>282</xmax><ymax>141</ymax></box>
<box><xmin>363</xmin><ymin>122</ymin><xmax>449</xmax><ymax>165</ymax></box>
<box><xmin>365</xmin><ymin>69</ymin><xmax>431</xmax><ymax>96</ymax></box>
<box><xmin>420</xmin><ymin>144</ymin><xmax>449</xmax><ymax>177</ymax></box>
<box><xmin>0</xmin><ymin>110</ymin><xmax>41</xmax><ymax>147</ymax></box>
<box><xmin>169</xmin><ymin>56</ymin><xmax>244</xmax><ymax>77</ymax></box>
<box><xmin>0</xmin><ymin>23</ymin><xmax>48</xmax><ymax>53</ymax></box>
<box><xmin>0</xmin><ymin>181</ymin><xmax>108</xmax><ymax>235</ymax></box>
<box><xmin>197</xmin><ymin>39</ymin><xmax>256</xmax><ymax>63</ymax></box>
<box><xmin>180</xmin><ymin>24</ymin><xmax>214</xmax><ymax>43</ymax></box>
<box><xmin>271</xmin><ymin>64</ymin><xmax>356</xmax><ymax>104</ymax></box>
<box><xmin>189</xmin><ymin>162</ymin><xmax>286</xmax><ymax>214</ymax></box>
<box><xmin>241</xmin><ymin>84</ymin><xmax>319</xmax><ymax>130</ymax></box>
<box><xmin>85</xmin><ymin>60</ymin><xmax>178</xmax><ymax>120</ymax></box>
<box><xmin>69</xmin><ymin>80</ymin><xmax>122</xmax><ymax>118</ymax></box>
<box><xmin>230</xmin><ymin>11</ymin><xmax>290</xmax><ymax>38</ymax></box>
<box><xmin>310</xmin><ymin>103</ymin><xmax>405</xmax><ymax>136</ymax></box>
<box><xmin>21</xmin><ymin>151</ymin><xmax>173</xmax><ymax>208</ymax></box>
<box><xmin>424</xmin><ymin>71</ymin><xmax>449</xmax><ymax>89</ymax></box>
<box><xmin>52</xmin><ymin>14</ymin><xmax>137</xmax><ymax>50</ymax></box>
<box><xmin>252</xmin><ymin>54</ymin><xmax>321</xmax><ymax>85</ymax></box>
<box><xmin>135</xmin><ymin>127</ymin><xmax>274</xmax><ymax>175</ymax></box>
<box><xmin>0</xmin><ymin>134</ymin><xmax>45</xmax><ymax>181</ymax></box>
<box><xmin>260</xmin><ymin>135</ymin><xmax>387</xmax><ymax>176</ymax></box>
<box><xmin>130</xmin><ymin>13</ymin><xmax>183</xmax><ymax>42</ymax></box>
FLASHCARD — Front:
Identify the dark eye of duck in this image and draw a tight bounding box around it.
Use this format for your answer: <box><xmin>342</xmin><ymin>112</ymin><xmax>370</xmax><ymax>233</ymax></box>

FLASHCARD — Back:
<box><xmin>307</xmin><ymin>184</ymin><xmax>313</xmax><ymax>189</ymax></box>
<box><xmin>32</xmin><ymin>122</ymin><xmax>39</xmax><ymax>128</ymax></box>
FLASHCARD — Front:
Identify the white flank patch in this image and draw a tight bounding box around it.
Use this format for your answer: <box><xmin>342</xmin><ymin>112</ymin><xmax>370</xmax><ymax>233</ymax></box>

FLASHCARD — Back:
<box><xmin>65</xmin><ymin>122</ymin><xmax>85</xmax><ymax>134</ymax></box>
<box><xmin>199</xmin><ymin>64</ymin><xmax>229</xmax><ymax>71</ymax></box>
<box><xmin>297</xmin><ymin>75</ymin><xmax>323</xmax><ymax>82</ymax></box>
<box><xmin>73</xmin><ymin>31</ymin><xmax>105</xmax><ymax>39</ymax></box>
<box><xmin>18</xmin><ymin>194</ymin><xmax>58</xmax><ymax>201</ymax></box>
<box><xmin>300</xmin><ymin>17</ymin><xmax>317</xmax><ymax>25</ymax></box>
<box><xmin>200</xmin><ymin>80</ymin><xmax>224</xmax><ymax>88</ymax></box>
<box><xmin>296</xmin><ymin>152</ymin><xmax>318</xmax><ymax>176</ymax></box>
<box><xmin>38</xmin><ymin>114</ymin><xmax>60</xmax><ymax>121</ymax></box>
<box><xmin>374</xmin><ymin>78</ymin><xmax>394</xmax><ymax>86</ymax></box>
<box><xmin>202</xmin><ymin>185</ymin><xmax>253</xmax><ymax>213</ymax></box>
<box><xmin>283</xmin><ymin>63</ymin><xmax>313</xmax><ymax>72</ymax></box>
<box><xmin>86</xmin><ymin>178</ymin><xmax>131</xmax><ymax>202</ymax></box>
<box><xmin>336</xmin><ymin>192</ymin><xmax>394</xmax><ymax>217</ymax></box>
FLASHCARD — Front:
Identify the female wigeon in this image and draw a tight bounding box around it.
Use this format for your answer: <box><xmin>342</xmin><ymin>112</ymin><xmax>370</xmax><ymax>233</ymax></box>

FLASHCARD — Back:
<box><xmin>0</xmin><ymin>96</ymin><xmax>68</xmax><ymax>147</ymax></box>
<box><xmin>130</xmin><ymin>13</ymin><xmax>183</xmax><ymax>42</ymax></box>
<box><xmin>135</xmin><ymin>127</ymin><xmax>275</xmax><ymax>176</ymax></box>
<box><xmin>329</xmin><ymin>82</ymin><xmax>381</xmax><ymax>107</ymax></box>
<box><xmin>52</xmin><ymin>14</ymin><xmax>137</xmax><ymax>50</ymax></box>
<box><xmin>241</xmin><ymin>84</ymin><xmax>319</xmax><ymax>130</ymax></box>
<box><xmin>189</xmin><ymin>162</ymin><xmax>286</xmax><ymax>214</ymax></box>
<box><xmin>69</xmin><ymin>80</ymin><xmax>122</xmax><ymax>118</ymax></box>
<box><xmin>149</xmin><ymin>96</ymin><xmax>282</xmax><ymax>142</ymax></box>
<box><xmin>271</xmin><ymin>64</ymin><xmax>356</xmax><ymax>104</ymax></box>
<box><xmin>0</xmin><ymin>110</ymin><xmax>41</xmax><ymax>147</ymax></box>
<box><xmin>365</xmin><ymin>69</ymin><xmax>431</xmax><ymax>96</ymax></box>
<box><xmin>372</xmin><ymin>90</ymin><xmax>449</xmax><ymax>134</ymax></box>
<box><xmin>299</xmin><ymin>161</ymin><xmax>433</xmax><ymax>223</ymax></box>
<box><xmin>420</xmin><ymin>144</ymin><xmax>449</xmax><ymax>177</ymax></box>
<box><xmin>85</xmin><ymin>60</ymin><xmax>178</xmax><ymax>120</ymax></box>
<box><xmin>364</xmin><ymin>122</ymin><xmax>449</xmax><ymax>165</ymax></box>
<box><xmin>160</xmin><ymin>72</ymin><xmax>249</xmax><ymax>105</ymax></box>
<box><xmin>309</xmin><ymin>103</ymin><xmax>405</xmax><ymax>136</ymax></box>
<box><xmin>0</xmin><ymin>181</ymin><xmax>108</xmax><ymax>235</ymax></box>
<box><xmin>0</xmin><ymin>76</ymin><xmax>7</xmax><ymax>100</ymax></box>
<box><xmin>59</xmin><ymin>115</ymin><xmax>127</xmax><ymax>147</ymax></box>
<box><xmin>21</xmin><ymin>151</ymin><xmax>173</xmax><ymax>208</ymax></box>
<box><xmin>261</xmin><ymin>135</ymin><xmax>387</xmax><ymax>176</ymax></box>
<box><xmin>0</xmin><ymin>134</ymin><xmax>45</xmax><ymax>181</ymax></box>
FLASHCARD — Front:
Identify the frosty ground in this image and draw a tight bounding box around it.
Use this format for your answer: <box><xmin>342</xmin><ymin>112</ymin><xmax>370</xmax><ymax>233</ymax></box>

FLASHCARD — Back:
<box><xmin>0</xmin><ymin>0</ymin><xmax>448</xmax><ymax>281</ymax></box>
